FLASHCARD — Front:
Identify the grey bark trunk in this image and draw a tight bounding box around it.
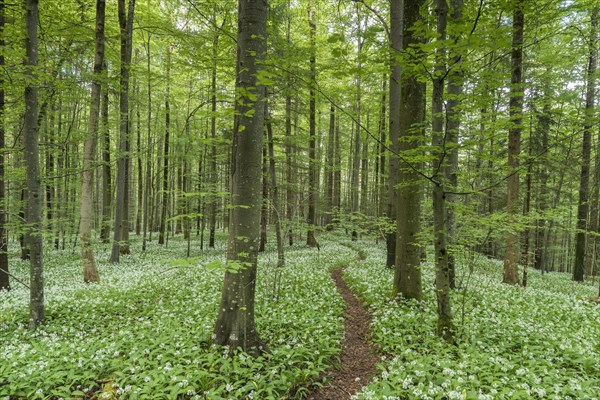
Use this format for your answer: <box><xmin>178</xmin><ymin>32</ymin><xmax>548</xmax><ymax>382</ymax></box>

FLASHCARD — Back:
<box><xmin>574</xmin><ymin>6</ymin><xmax>598</xmax><ymax>282</ymax></box>
<box><xmin>158</xmin><ymin>46</ymin><xmax>171</xmax><ymax>245</ymax></box>
<box><xmin>503</xmin><ymin>0</ymin><xmax>525</xmax><ymax>285</ymax></box>
<box><xmin>393</xmin><ymin>0</ymin><xmax>425</xmax><ymax>301</ymax></box>
<box><xmin>306</xmin><ymin>7</ymin><xmax>318</xmax><ymax>249</ymax></box>
<box><xmin>110</xmin><ymin>0</ymin><xmax>135</xmax><ymax>262</ymax></box>
<box><xmin>80</xmin><ymin>0</ymin><xmax>105</xmax><ymax>284</ymax></box>
<box><xmin>213</xmin><ymin>0</ymin><xmax>267</xmax><ymax>356</ymax></box>
<box><xmin>0</xmin><ymin>0</ymin><xmax>7</xmax><ymax>291</ymax></box>
<box><xmin>25</xmin><ymin>0</ymin><xmax>44</xmax><ymax>327</ymax></box>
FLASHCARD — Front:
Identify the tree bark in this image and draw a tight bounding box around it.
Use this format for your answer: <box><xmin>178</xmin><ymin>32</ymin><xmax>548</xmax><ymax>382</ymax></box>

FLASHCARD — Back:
<box><xmin>574</xmin><ymin>5</ymin><xmax>598</xmax><ymax>282</ymax></box>
<box><xmin>209</xmin><ymin>31</ymin><xmax>218</xmax><ymax>248</ymax></box>
<box><xmin>445</xmin><ymin>0</ymin><xmax>464</xmax><ymax>289</ymax></box>
<box><xmin>306</xmin><ymin>7</ymin><xmax>318</xmax><ymax>249</ymax></box>
<box><xmin>266</xmin><ymin>99</ymin><xmax>284</xmax><ymax>267</ymax></box>
<box><xmin>142</xmin><ymin>32</ymin><xmax>152</xmax><ymax>251</ymax></box>
<box><xmin>80</xmin><ymin>0</ymin><xmax>105</xmax><ymax>283</ymax></box>
<box><xmin>213</xmin><ymin>0</ymin><xmax>267</xmax><ymax>356</ymax></box>
<box><xmin>393</xmin><ymin>0</ymin><xmax>425</xmax><ymax>301</ymax></box>
<box><xmin>503</xmin><ymin>0</ymin><xmax>525</xmax><ymax>285</ymax></box>
<box><xmin>24</xmin><ymin>0</ymin><xmax>44</xmax><ymax>327</ymax></box>
<box><xmin>386</xmin><ymin>0</ymin><xmax>402</xmax><ymax>269</ymax></box>
<box><xmin>325</xmin><ymin>105</ymin><xmax>335</xmax><ymax>229</ymax></box>
<box><xmin>0</xmin><ymin>0</ymin><xmax>7</xmax><ymax>291</ymax></box>
<box><xmin>100</xmin><ymin>85</ymin><xmax>111</xmax><ymax>243</ymax></box>
<box><xmin>259</xmin><ymin>144</ymin><xmax>268</xmax><ymax>252</ymax></box>
<box><xmin>111</xmin><ymin>0</ymin><xmax>135</xmax><ymax>263</ymax></box>
<box><xmin>432</xmin><ymin>0</ymin><xmax>453</xmax><ymax>341</ymax></box>
<box><xmin>158</xmin><ymin>46</ymin><xmax>171</xmax><ymax>246</ymax></box>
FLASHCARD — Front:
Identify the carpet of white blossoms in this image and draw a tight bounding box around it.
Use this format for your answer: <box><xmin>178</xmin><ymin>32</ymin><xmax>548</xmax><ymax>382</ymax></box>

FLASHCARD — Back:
<box><xmin>343</xmin><ymin>239</ymin><xmax>600</xmax><ymax>400</ymax></box>
<box><xmin>0</xmin><ymin>234</ymin><xmax>355</xmax><ymax>399</ymax></box>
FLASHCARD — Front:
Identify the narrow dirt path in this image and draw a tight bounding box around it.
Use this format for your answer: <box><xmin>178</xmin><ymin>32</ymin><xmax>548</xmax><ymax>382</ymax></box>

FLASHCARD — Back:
<box><xmin>307</xmin><ymin>266</ymin><xmax>378</xmax><ymax>399</ymax></box>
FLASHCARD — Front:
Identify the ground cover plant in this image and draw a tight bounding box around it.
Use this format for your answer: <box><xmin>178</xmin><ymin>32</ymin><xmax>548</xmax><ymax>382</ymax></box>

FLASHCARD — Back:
<box><xmin>0</xmin><ymin>235</ymin><xmax>354</xmax><ymax>399</ymax></box>
<box><xmin>343</xmin><ymin>239</ymin><xmax>600</xmax><ymax>400</ymax></box>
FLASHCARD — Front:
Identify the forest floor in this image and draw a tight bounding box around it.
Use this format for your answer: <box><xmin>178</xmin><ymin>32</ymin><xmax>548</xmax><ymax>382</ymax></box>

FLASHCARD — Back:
<box><xmin>1</xmin><ymin>232</ymin><xmax>600</xmax><ymax>399</ymax></box>
<box><xmin>307</xmin><ymin>265</ymin><xmax>378</xmax><ymax>400</ymax></box>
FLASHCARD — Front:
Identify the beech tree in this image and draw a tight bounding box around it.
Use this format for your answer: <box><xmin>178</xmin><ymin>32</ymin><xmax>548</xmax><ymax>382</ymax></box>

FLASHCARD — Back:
<box><xmin>79</xmin><ymin>0</ymin><xmax>105</xmax><ymax>284</ymax></box>
<box><xmin>213</xmin><ymin>0</ymin><xmax>267</xmax><ymax>355</ymax></box>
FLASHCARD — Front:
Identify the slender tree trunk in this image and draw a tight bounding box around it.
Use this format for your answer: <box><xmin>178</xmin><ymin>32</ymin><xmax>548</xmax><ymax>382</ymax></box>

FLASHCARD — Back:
<box><xmin>0</xmin><ymin>0</ymin><xmax>7</xmax><ymax>291</ymax></box>
<box><xmin>502</xmin><ymin>0</ymin><xmax>525</xmax><ymax>285</ymax></box>
<box><xmin>351</xmin><ymin>9</ymin><xmax>363</xmax><ymax>231</ymax></box>
<box><xmin>158</xmin><ymin>46</ymin><xmax>171</xmax><ymax>245</ymax></box>
<box><xmin>25</xmin><ymin>0</ymin><xmax>44</xmax><ymax>327</ymax></box>
<box><xmin>376</xmin><ymin>77</ymin><xmax>387</xmax><ymax>218</ymax></box>
<box><xmin>333</xmin><ymin>114</ymin><xmax>341</xmax><ymax>220</ymax></box>
<box><xmin>393</xmin><ymin>0</ymin><xmax>425</xmax><ymax>301</ymax></box>
<box><xmin>80</xmin><ymin>0</ymin><xmax>105</xmax><ymax>283</ymax></box>
<box><xmin>306</xmin><ymin>7</ymin><xmax>318</xmax><ymax>249</ymax></box>
<box><xmin>324</xmin><ymin>105</ymin><xmax>335</xmax><ymax>229</ymax></box>
<box><xmin>213</xmin><ymin>0</ymin><xmax>267</xmax><ymax>355</ymax></box>
<box><xmin>431</xmin><ymin>0</ymin><xmax>453</xmax><ymax>341</ymax></box>
<box><xmin>445</xmin><ymin>0</ymin><xmax>464</xmax><ymax>289</ymax></box>
<box><xmin>100</xmin><ymin>86</ymin><xmax>111</xmax><ymax>243</ymax></box>
<box><xmin>266</xmin><ymin>99</ymin><xmax>284</xmax><ymax>267</ymax></box>
<box><xmin>135</xmin><ymin>79</ymin><xmax>143</xmax><ymax>236</ymax></box>
<box><xmin>209</xmin><ymin>32</ymin><xmax>218</xmax><ymax>248</ymax></box>
<box><xmin>533</xmin><ymin>97</ymin><xmax>550</xmax><ymax>271</ymax></box>
<box><xmin>522</xmin><ymin>130</ymin><xmax>533</xmax><ymax>287</ymax></box>
<box><xmin>574</xmin><ymin>6</ymin><xmax>598</xmax><ymax>282</ymax></box>
<box><xmin>386</xmin><ymin>0</ymin><xmax>402</xmax><ymax>268</ymax></box>
<box><xmin>142</xmin><ymin>33</ymin><xmax>152</xmax><ymax>251</ymax></box>
<box><xmin>259</xmin><ymin>145</ymin><xmax>268</xmax><ymax>252</ymax></box>
<box><xmin>110</xmin><ymin>0</ymin><xmax>135</xmax><ymax>263</ymax></box>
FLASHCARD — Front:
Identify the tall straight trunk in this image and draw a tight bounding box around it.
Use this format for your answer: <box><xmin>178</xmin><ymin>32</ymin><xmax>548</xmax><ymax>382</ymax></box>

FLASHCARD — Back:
<box><xmin>588</xmin><ymin>132</ymin><xmax>600</xmax><ymax>276</ymax></box>
<box><xmin>445</xmin><ymin>0</ymin><xmax>464</xmax><ymax>289</ymax></box>
<box><xmin>0</xmin><ymin>0</ymin><xmax>7</xmax><ymax>291</ymax></box>
<box><xmin>111</xmin><ymin>0</ymin><xmax>135</xmax><ymax>263</ymax></box>
<box><xmin>158</xmin><ymin>46</ymin><xmax>171</xmax><ymax>245</ymax></box>
<box><xmin>377</xmin><ymin>77</ymin><xmax>387</xmax><ymax>218</ymax></box>
<box><xmin>285</xmin><ymin>93</ymin><xmax>294</xmax><ymax>245</ymax></box>
<box><xmin>533</xmin><ymin>97</ymin><xmax>550</xmax><ymax>270</ymax></box>
<box><xmin>393</xmin><ymin>0</ymin><xmax>425</xmax><ymax>300</ymax></box>
<box><xmin>574</xmin><ymin>6</ymin><xmax>598</xmax><ymax>282</ymax></box>
<box><xmin>24</xmin><ymin>0</ymin><xmax>44</xmax><ymax>327</ymax></box>
<box><xmin>100</xmin><ymin>86</ymin><xmax>111</xmax><ymax>243</ymax></box>
<box><xmin>306</xmin><ymin>7</ymin><xmax>318</xmax><ymax>248</ymax></box>
<box><xmin>522</xmin><ymin>131</ymin><xmax>533</xmax><ymax>287</ymax></box>
<box><xmin>259</xmin><ymin>145</ymin><xmax>268</xmax><ymax>252</ymax></box>
<box><xmin>333</xmin><ymin>115</ymin><xmax>341</xmax><ymax>216</ymax></box>
<box><xmin>135</xmin><ymin>79</ymin><xmax>142</xmax><ymax>236</ymax></box>
<box><xmin>351</xmin><ymin>11</ymin><xmax>363</xmax><ymax>224</ymax></box>
<box><xmin>431</xmin><ymin>0</ymin><xmax>453</xmax><ymax>341</ymax></box>
<box><xmin>503</xmin><ymin>0</ymin><xmax>525</xmax><ymax>285</ymax></box>
<box><xmin>209</xmin><ymin>31</ymin><xmax>218</xmax><ymax>249</ymax></box>
<box><xmin>142</xmin><ymin>32</ymin><xmax>152</xmax><ymax>251</ymax></box>
<box><xmin>325</xmin><ymin>105</ymin><xmax>335</xmax><ymax>229</ymax></box>
<box><xmin>80</xmin><ymin>0</ymin><xmax>105</xmax><ymax>283</ymax></box>
<box><xmin>386</xmin><ymin>0</ymin><xmax>402</xmax><ymax>268</ymax></box>
<box><xmin>266</xmin><ymin>99</ymin><xmax>284</xmax><ymax>267</ymax></box>
<box><xmin>213</xmin><ymin>0</ymin><xmax>267</xmax><ymax>355</ymax></box>
<box><xmin>360</xmin><ymin>128</ymin><xmax>369</xmax><ymax>214</ymax></box>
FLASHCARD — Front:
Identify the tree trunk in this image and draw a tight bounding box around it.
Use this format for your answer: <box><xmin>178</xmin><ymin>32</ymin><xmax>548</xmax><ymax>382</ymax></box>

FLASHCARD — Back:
<box><xmin>393</xmin><ymin>0</ymin><xmax>425</xmax><ymax>301</ymax></box>
<box><xmin>142</xmin><ymin>32</ymin><xmax>152</xmax><ymax>251</ymax></box>
<box><xmin>445</xmin><ymin>0</ymin><xmax>464</xmax><ymax>289</ymax></box>
<box><xmin>100</xmin><ymin>85</ymin><xmax>111</xmax><ymax>243</ymax></box>
<box><xmin>431</xmin><ymin>0</ymin><xmax>453</xmax><ymax>341</ymax></box>
<box><xmin>158</xmin><ymin>46</ymin><xmax>171</xmax><ymax>246</ymax></box>
<box><xmin>266</xmin><ymin>99</ymin><xmax>284</xmax><ymax>267</ymax></box>
<box><xmin>213</xmin><ymin>0</ymin><xmax>267</xmax><ymax>355</ymax></box>
<box><xmin>386</xmin><ymin>0</ymin><xmax>402</xmax><ymax>269</ymax></box>
<box><xmin>110</xmin><ymin>0</ymin><xmax>135</xmax><ymax>263</ymax></box>
<box><xmin>502</xmin><ymin>0</ymin><xmax>525</xmax><ymax>285</ymax></box>
<box><xmin>574</xmin><ymin>5</ymin><xmax>598</xmax><ymax>282</ymax></box>
<box><xmin>209</xmin><ymin>32</ymin><xmax>218</xmax><ymax>248</ymax></box>
<box><xmin>325</xmin><ymin>105</ymin><xmax>335</xmax><ymax>229</ymax></box>
<box><xmin>259</xmin><ymin>145</ymin><xmax>268</xmax><ymax>252</ymax></box>
<box><xmin>25</xmin><ymin>0</ymin><xmax>44</xmax><ymax>327</ymax></box>
<box><xmin>306</xmin><ymin>7</ymin><xmax>318</xmax><ymax>249</ymax></box>
<box><xmin>80</xmin><ymin>0</ymin><xmax>105</xmax><ymax>283</ymax></box>
<box><xmin>135</xmin><ymin>78</ymin><xmax>143</xmax><ymax>236</ymax></box>
<box><xmin>0</xmin><ymin>0</ymin><xmax>7</xmax><ymax>291</ymax></box>
<box><xmin>522</xmin><ymin>132</ymin><xmax>533</xmax><ymax>287</ymax></box>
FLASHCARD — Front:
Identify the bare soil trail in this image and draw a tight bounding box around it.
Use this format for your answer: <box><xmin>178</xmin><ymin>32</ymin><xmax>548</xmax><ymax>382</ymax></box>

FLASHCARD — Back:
<box><xmin>307</xmin><ymin>264</ymin><xmax>379</xmax><ymax>400</ymax></box>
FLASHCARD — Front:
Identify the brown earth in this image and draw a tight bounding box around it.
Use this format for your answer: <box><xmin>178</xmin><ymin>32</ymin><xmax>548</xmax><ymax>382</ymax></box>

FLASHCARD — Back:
<box><xmin>307</xmin><ymin>266</ymin><xmax>378</xmax><ymax>399</ymax></box>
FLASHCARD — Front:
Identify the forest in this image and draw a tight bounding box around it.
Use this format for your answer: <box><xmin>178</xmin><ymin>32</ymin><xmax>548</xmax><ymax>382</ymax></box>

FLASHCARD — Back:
<box><xmin>1</xmin><ymin>0</ymin><xmax>600</xmax><ymax>398</ymax></box>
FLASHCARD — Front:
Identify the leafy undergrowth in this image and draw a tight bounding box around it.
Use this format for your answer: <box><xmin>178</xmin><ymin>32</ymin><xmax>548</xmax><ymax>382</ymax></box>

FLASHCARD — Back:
<box><xmin>0</xmin><ymin>235</ymin><xmax>354</xmax><ymax>399</ymax></box>
<box><xmin>343</xmin><ymin>239</ymin><xmax>600</xmax><ymax>400</ymax></box>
